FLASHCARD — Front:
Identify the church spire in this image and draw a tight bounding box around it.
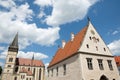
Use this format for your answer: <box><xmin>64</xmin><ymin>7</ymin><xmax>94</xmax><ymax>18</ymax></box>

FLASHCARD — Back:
<box><xmin>8</xmin><ymin>33</ymin><xmax>19</xmax><ymax>52</ymax></box>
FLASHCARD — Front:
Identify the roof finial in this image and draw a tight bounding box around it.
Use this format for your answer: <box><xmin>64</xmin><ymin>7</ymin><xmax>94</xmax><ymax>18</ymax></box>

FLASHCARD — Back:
<box><xmin>87</xmin><ymin>16</ymin><xmax>90</xmax><ymax>22</ymax></box>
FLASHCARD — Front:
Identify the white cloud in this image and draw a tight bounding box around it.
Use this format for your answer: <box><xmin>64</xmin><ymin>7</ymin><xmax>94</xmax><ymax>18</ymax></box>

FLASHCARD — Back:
<box><xmin>17</xmin><ymin>51</ymin><xmax>48</xmax><ymax>60</ymax></box>
<box><xmin>45</xmin><ymin>63</ymin><xmax>49</xmax><ymax>75</ymax></box>
<box><xmin>45</xmin><ymin>0</ymin><xmax>99</xmax><ymax>27</ymax></box>
<box><xmin>10</xmin><ymin>3</ymin><xmax>33</xmax><ymax>21</ymax></box>
<box><xmin>0</xmin><ymin>50</ymin><xmax>48</xmax><ymax>60</ymax></box>
<box><xmin>0</xmin><ymin>51</ymin><xmax>7</xmax><ymax>59</ymax></box>
<box><xmin>0</xmin><ymin>46</ymin><xmax>5</xmax><ymax>51</ymax></box>
<box><xmin>0</xmin><ymin>61</ymin><xmax>4</xmax><ymax>66</ymax></box>
<box><xmin>0</xmin><ymin>1</ymin><xmax>60</xmax><ymax>50</ymax></box>
<box><xmin>108</xmin><ymin>39</ymin><xmax>120</xmax><ymax>55</ymax></box>
<box><xmin>34</xmin><ymin>0</ymin><xmax>52</xmax><ymax>7</ymax></box>
<box><xmin>0</xmin><ymin>0</ymin><xmax>16</xmax><ymax>9</ymax></box>
<box><xmin>112</xmin><ymin>30</ymin><xmax>119</xmax><ymax>35</ymax></box>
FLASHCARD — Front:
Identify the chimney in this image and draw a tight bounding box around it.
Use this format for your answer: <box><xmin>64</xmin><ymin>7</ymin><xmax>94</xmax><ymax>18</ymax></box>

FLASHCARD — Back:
<box><xmin>71</xmin><ymin>33</ymin><xmax>74</xmax><ymax>41</ymax></box>
<box><xmin>62</xmin><ymin>40</ymin><xmax>66</xmax><ymax>48</ymax></box>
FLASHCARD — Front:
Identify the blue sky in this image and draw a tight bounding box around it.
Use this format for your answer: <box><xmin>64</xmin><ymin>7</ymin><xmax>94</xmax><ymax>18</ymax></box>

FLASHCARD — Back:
<box><xmin>0</xmin><ymin>0</ymin><xmax>120</xmax><ymax>67</ymax></box>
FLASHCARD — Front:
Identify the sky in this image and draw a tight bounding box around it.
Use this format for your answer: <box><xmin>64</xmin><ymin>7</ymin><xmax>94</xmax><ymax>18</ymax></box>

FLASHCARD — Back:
<box><xmin>0</xmin><ymin>0</ymin><xmax>120</xmax><ymax>67</ymax></box>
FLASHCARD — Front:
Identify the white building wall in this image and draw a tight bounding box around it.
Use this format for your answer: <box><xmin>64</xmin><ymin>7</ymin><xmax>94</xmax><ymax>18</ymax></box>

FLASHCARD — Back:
<box><xmin>79</xmin><ymin>53</ymin><xmax>120</xmax><ymax>80</ymax></box>
<box><xmin>47</xmin><ymin>54</ymin><xmax>82</xmax><ymax>80</ymax></box>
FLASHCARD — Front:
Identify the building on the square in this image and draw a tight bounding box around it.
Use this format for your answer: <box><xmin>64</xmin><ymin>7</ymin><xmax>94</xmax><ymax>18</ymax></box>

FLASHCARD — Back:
<box><xmin>47</xmin><ymin>19</ymin><xmax>120</xmax><ymax>80</ymax></box>
<box><xmin>2</xmin><ymin>33</ymin><xmax>45</xmax><ymax>80</ymax></box>
<box><xmin>114</xmin><ymin>56</ymin><xmax>120</xmax><ymax>75</ymax></box>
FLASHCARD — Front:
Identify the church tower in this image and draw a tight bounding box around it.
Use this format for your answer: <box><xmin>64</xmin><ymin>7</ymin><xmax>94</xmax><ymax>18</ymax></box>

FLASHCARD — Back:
<box><xmin>2</xmin><ymin>33</ymin><xmax>18</xmax><ymax>80</ymax></box>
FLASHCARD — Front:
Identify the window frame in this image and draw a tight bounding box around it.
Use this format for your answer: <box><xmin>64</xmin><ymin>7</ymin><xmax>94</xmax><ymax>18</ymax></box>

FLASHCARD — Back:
<box><xmin>86</xmin><ymin>58</ymin><xmax>93</xmax><ymax>70</ymax></box>
<box><xmin>97</xmin><ymin>59</ymin><xmax>104</xmax><ymax>70</ymax></box>
<box><xmin>107</xmin><ymin>60</ymin><xmax>113</xmax><ymax>70</ymax></box>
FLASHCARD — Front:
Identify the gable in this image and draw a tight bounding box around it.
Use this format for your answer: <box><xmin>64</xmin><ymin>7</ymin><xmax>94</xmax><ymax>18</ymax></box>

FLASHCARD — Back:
<box><xmin>79</xmin><ymin>21</ymin><xmax>112</xmax><ymax>56</ymax></box>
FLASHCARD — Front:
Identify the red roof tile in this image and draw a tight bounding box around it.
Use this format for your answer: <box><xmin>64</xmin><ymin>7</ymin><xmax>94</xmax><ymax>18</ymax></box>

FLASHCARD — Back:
<box><xmin>20</xmin><ymin>67</ymin><xmax>33</xmax><ymax>76</ymax></box>
<box><xmin>48</xmin><ymin>26</ymin><xmax>88</xmax><ymax>67</ymax></box>
<box><xmin>114</xmin><ymin>56</ymin><xmax>120</xmax><ymax>66</ymax></box>
<box><xmin>16</xmin><ymin>58</ymin><xmax>44</xmax><ymax>67</ymax></box>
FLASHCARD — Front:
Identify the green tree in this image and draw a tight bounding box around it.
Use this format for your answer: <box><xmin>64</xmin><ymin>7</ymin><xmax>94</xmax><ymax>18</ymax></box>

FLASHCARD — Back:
<box><xmin>0</xmin><ymin>66</ymin><xmax>2</xmax><ymax>76</ymax></box>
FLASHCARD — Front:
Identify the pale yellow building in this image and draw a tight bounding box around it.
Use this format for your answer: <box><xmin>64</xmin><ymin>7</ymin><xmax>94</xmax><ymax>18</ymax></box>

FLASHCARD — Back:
<box><xmin>47</xmin><ymin>19</ymin><xmax>120</xmax><ymax>80</ymax></box>
<box><xmin>2</xmin><ymin>33</ymin><xmax>45</xmax><ymax>80</ymax></box>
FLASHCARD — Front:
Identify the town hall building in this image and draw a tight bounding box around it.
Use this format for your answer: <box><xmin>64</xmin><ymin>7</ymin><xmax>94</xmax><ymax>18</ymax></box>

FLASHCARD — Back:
<box><xmin>47</xmin><ymin>19</ymin><xmax>120</xmax><ymax>80</ymax></box>
<box><xmin>2</xmin><ymin>33</ymin><xmax>45</xmax><ymax>80</ymax></box>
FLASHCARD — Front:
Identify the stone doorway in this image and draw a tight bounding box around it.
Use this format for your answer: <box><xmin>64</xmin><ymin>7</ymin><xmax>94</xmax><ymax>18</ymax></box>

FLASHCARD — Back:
<box><xmin>100</xmin><ymin>75</ymin><xmax>108</xmax><ymax>80</ymax></box>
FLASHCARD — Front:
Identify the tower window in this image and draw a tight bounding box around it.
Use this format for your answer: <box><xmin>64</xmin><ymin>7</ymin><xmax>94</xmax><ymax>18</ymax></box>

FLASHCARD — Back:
<box><xmin>98</xmin><ymin>59</ymin><xmax>104</xmax><ymax>70</ymax></box>
<box><xmin>86</xmin><ymin>58</ymin><xmax>93</xmax><ymax>70</ymax></box>
<box><xmin>86</xmin><ymin>44</ymin><xmax>89</xmax><ymax>48</ymax></box>
<box><xmin>7</xmin><ymin>65</ymin><xmax>11</xmax><ymax>67</ymax></box>
<box><xmin>7</xmin><ymin>70</ymin><xmax>9</xmax><ymax>72</ymax></box>
<box><xmin>9</xmin><ymin>58</ymin><xmax>13</xmax><ymax>62</ymax></box>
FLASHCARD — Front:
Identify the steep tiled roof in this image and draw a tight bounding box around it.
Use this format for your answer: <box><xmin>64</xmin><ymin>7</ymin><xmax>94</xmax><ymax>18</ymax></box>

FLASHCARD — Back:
<box><xmin>19</xmin><ymin>67</ymin><xmax>33</xmax><ymax>76</ymax></box>
<box><xmin>114</xmin><ymin>56</ymin><xmax>120</xmax><ymax>66</ymax></box>
<box><xmin>48</xmin><ymin>26</ymin><xmax>88</xmax><ymax>67</ymax></box>
<box><xmin>16</xmin><ymin>58</ymin><xmax>44</xmax><ymax>67</ymax></box>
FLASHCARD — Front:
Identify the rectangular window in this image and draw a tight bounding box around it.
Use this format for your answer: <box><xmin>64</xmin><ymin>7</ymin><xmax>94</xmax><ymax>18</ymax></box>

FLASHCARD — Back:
<box><xmin>63</xmin><ymin>64</ymin><xmax>66</xmax><ymax>75</ymax></box>
<box><xmin>86</xmin><ymin>58</ymin><xmax>93</xmax><ymax>70</ymax></box>
<box><xmin>48</xmin><ymin>70</ymin><xmax>49</xmax><ymax>77</ymax></box>
<box><xmin>56</xmin><ymin>67</ymin><xmax>58</xmax><ymax>76</ymax></box>
<box><xmin>9</xmin><ymin>58</ymin><xmax>13</xmax><ymax>62</ymax></box>
<box><xmin>98</xmin><ymin>59</ymin><xmax>104</xmax><ymax>70</ymax></box>
<box><xmin>107</xmin><ymin>60</ymin><xmax>113</xmax><ymax>70</ymax></box>
<box><xmin>51</xmin><ymin>69</ymin><xmax>53</xmax><ymax>77</ymax></box>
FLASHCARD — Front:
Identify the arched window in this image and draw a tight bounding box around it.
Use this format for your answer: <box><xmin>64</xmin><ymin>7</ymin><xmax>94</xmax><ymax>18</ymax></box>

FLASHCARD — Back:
<box><xmin>39</xmin><ymin>68</ymin><xmax>41</xmax><ymax>80</ymax></box>
<box><xmin>28</xmin><ymin>68</ymin><xmax>30</xmax><ymax>71</ymax></box>
<box><xmin>33</xmin><ymin>68</ymin><xmax>35</xmax><ymax>77</ymax></box>
<box><xmin>14</xmin><ymin>77</ymin><xmax>17</xmax><ymax>80</ymax></box>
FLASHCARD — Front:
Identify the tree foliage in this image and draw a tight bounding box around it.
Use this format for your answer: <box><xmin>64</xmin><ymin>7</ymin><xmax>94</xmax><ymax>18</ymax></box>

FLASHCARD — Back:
<box><xmin>0</xmin><ymin>66</ymin><xmax>2</xmax><ymax>76</ymax></box>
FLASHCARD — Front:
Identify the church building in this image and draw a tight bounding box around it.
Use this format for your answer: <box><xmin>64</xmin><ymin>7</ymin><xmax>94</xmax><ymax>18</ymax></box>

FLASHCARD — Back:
<box><xmin>47</xmin><ymin>19</ymin><xmax>120</xmax><ymax>80</ymax></box>
<box><xmin>2</xmin><ymin>33</ymin><xmax>45</xmax><ymax>80</ymax></box>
